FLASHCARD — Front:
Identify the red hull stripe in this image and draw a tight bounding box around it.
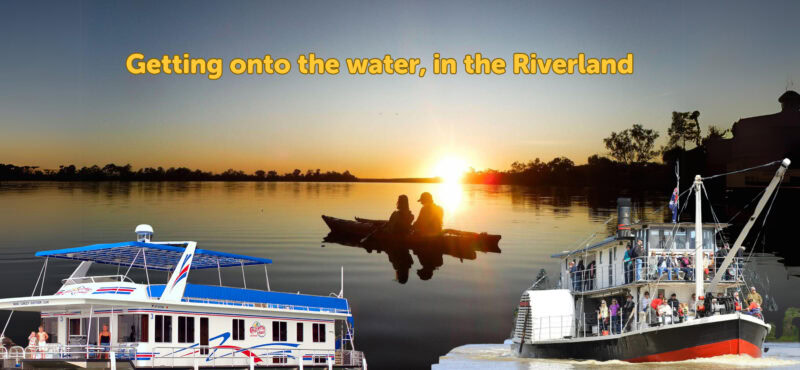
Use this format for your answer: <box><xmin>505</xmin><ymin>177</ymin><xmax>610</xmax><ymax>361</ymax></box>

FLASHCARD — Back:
<box><xmin>627</xmin><ymin>338</ymin><xmax>761</xmax><ymax>363</ymax></box>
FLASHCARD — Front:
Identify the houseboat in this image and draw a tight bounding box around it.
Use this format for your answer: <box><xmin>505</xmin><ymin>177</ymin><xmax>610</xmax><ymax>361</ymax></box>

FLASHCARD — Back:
<box><xmin>0</xmin><ymin>225</ymin><xmax>366</xmax><ymax>369</ymax></box>
<box><xmin>511</xmin><ymin>159</ymin><xmax>790</xmax><ymax>362</ymax></box>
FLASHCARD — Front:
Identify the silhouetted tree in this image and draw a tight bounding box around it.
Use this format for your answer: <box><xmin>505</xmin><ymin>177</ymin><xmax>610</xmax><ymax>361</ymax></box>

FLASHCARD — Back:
<box><xmin>667</xmin><ymin>111</ymin><xmax>702</xmax><ymax>151</ymax></box>
<box><xmin>603</xmin><ymin>124</ymin><xmax>660</xmax><ymax>164</ymax></box>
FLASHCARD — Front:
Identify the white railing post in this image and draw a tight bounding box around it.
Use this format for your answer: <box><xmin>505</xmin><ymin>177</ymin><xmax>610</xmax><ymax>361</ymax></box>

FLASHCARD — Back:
<box><xmin>110</xmin><ymin>351</ymin><xmax>117</xmax><ymax>370</ymax></box>
<box><xmin>249</xmin><ymin>353</ymin><xmax>255</xmax><ymax>370</ymax></box>
<box><xmin>327</xmin><ymin>354</ymin><xmax>333</xmax><ymax>370</ymax></box>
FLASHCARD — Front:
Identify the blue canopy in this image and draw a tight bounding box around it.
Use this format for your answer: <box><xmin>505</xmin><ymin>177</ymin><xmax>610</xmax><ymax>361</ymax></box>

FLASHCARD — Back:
<box><xmin>34</xmin><ymin>241</ymin><xmax>272</xmax><ymax>271</ymax></box>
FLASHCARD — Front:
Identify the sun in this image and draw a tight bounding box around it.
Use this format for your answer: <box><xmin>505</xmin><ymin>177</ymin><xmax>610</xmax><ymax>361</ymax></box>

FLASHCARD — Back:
<box><xmin>433</xmin><ymin>157</ymin><xmax>469</xmax><ymax>184</ymax></box>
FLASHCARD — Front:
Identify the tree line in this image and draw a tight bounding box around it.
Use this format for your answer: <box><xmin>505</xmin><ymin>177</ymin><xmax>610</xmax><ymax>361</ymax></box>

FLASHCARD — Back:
<box><xmin>463</xmin><ymin>110</ymin><xmax>731</xmax><ymax>190</ymax></box>
<box><xmin>0</xmin><ymin>163</ymin><xmax>357</xmax><ymax>182</ymax></box>
<box><xmin>1</xmin><ymin>109</ymin><xmax>730</xmax><ymax>187</ymax></box>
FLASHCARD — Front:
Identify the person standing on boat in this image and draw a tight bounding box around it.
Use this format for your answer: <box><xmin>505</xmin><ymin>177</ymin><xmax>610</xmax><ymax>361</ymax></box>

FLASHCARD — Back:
<box><xmin>623</xmin><ymin>244</ymin><xmax>633</xmax><ymax>284</ymax></box>
<box><xmin>36</xmin><ymin>325</ymin><xmax>48</xmax><ymax>358</ymax></box>
<box><xmin>609</xmin><ymin>299</ymin><xmax>621</xmax><ymax>334</ymax></box>
<box><xmin>747</xmin><ymin>286</ymin><xmax>763</xmax><ymax>306</ymax></box>
<box><xmin>633</xmin><ymin>239</ymin><xmax>644</xmax><ymax>281</ymax></box>
<box><xmin>639</xmin><ymin>291</ymin><xmax>651</xmax><ymax>327</ymax></box>
<box><xmin>622</xmin><ymin>295</ymin><xmax>636</xmax><ymax>332</ymax></box>
<box><xmin>413</xmin><ymin>192</ymin><xmax>444</xmax><ymax>236</ymax></box>
<box><xmin>598</xmin><ymin>300</ymin><xmax>610</xmax><ymax>335</ymax></box>
<box><xmin>26</xmin><ymin>331</ymin><xmax>36</xmax><ymax>358</ymax></box>
<box><xmin>385</xmin><ymin>195</ymin><xmax>415</xmax><ymax>234</ymax></box>
<box><xmin>99</xmin><ymin>324</ymin><xmax>111</xmax><ymax>359</ymax></box>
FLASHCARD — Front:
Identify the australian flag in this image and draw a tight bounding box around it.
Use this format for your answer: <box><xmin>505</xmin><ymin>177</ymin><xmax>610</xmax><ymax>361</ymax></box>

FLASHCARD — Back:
<box><xmin>668</xmin><ymin>187</ymin><xmax>679</xmax><ymax>223</ymax></box>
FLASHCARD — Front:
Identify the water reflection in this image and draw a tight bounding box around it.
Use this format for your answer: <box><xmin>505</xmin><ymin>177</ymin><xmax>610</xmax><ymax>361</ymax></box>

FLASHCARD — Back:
<box><xmin>322</xmin><ymin>230</ymin><xmax>501</xmax><ymax>284</ymax></box>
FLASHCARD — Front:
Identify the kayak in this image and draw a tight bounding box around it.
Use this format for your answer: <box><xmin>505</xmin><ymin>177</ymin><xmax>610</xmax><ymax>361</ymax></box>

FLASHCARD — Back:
<box><xmin>321</xmin><ymin>215</ymin><xmax>501</xmax><ymax>253</ymax></box>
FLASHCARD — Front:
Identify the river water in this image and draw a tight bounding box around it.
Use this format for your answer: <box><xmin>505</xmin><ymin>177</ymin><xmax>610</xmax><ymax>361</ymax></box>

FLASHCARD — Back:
<box><xmin>0</xmin><ymin>181</ymin><xmax>798</xmax><ymax>369</ymax></box>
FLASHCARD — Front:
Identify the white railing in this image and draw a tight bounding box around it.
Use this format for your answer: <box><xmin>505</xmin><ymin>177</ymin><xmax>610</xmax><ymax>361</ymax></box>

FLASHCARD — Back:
<box><xmin>520</xmin><ymin>297</ymin><xmax>761</xmax><ymax>343</ymax></box>
<box><xmin>562</xmin><ymin>256</ymin><xmax>746</xmax><ymax>293</ymax></box>
<box><xmin>178</xmin><ymin>296</ymin><xmax>351</xmax><ymax>314</ymax></box>
<box><xmin>16</xmin><ymin>343</ymin><xmax>363</xmax><ymax>368</ymax></box>
<box><xmin>152</xmin><ymin>346</ymin><xmax>360</xmax><ymax>368</ymax></box>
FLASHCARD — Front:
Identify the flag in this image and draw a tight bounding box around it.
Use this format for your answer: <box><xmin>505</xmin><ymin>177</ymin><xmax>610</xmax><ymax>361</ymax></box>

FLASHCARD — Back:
<box><xmin>668</xmin><ymin>187</ymin><xmax>679</xmax><ymax>223</ymax></box>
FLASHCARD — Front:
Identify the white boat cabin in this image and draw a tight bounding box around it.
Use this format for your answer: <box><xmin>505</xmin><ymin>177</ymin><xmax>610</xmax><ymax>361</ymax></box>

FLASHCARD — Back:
<box><xmin>0</xmin><ymin>225</ymin><xmax>364</xmax><ymax>369</ymax></box>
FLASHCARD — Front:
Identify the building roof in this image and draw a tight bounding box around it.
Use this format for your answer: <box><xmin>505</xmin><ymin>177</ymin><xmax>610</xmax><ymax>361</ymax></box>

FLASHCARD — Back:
<box><xmin>34</xmin><ymin>241</ymin><xmax>272</xmax><ymax>271</ymax></box>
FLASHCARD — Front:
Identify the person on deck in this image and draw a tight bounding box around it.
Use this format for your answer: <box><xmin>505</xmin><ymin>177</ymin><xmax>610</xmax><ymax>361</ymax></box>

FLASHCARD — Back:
<box><xmin>97</xmin><ymin>324</ymin><xmax>111</xmax><ymax>359</ymax></box>
<box><xmin>622</xmin><ymin>294</ymin><xmax>636</xmax><ymax>332</ymax></box>
<box><xmin>667</xmin><ymin>293</ymin><xmax>680</xmax><ymax>322</ymax></box>
<box><xmin>733</xmin><ymin>291</ymin><xmax>743</xmax><ymax>311</ymax></box>
<box><xmin>610</xmin><ymin>299</ymin><xmax>621</xmax><ymax>334</ymax></box>
<box><xmin>413</xmin><ymin>192</ymin><xmax>444</xmax><ymax>236</ymax></box>
<box><xmin>650</xmin><ymin>292</ymin><xmax>665</xmax><ymax>325</ymax></box>
<box><xmin>585</xmin><ymin>260</ymin><xmax>596</xmax><ymax>291</ymax></box>
<box><xmin>27</xmin><ymin>331</ymin><xmax>36</xmax><ymax>358</ymax></box>
<box><xmin>36</xmin><ymin>325</ymin><xmax>48</xmax><ymax>358</ymax></box>
<box><xmin>679</xmin><ymin>253</ymin><xmax>693</xmax><ymax>281</ymax></box>
<box><xmin>576</xmin><ymin>260</ymin><xmax>585</xmax><ymax>292</ymax></box>
<box><xmin>640</xmin><ymin>291</ymin><xmax>651</xmax><ymax>326</ymax></box>
<box><xmin>385</xmin><ymin>195</ymin><xmax>414</xmax><ymax>234</ymax></box>
<box><xmin>747</xmin><ymin>286</ymin><xmax>763</xmax><ymax>306</ymax></box>
<box><xmin>598</xmin><ymin>300</ymin><xmax>610</xmax><ymax>335</ymax></box>
<box><xmin>623</xmin><ymin>244</ymin><xmax>633</xmax><ymax>284</ymax></box>
<box><xmin>634</xmin><ymin>240</ymin><xmax>645</xmax><ymax>281</ymax></box>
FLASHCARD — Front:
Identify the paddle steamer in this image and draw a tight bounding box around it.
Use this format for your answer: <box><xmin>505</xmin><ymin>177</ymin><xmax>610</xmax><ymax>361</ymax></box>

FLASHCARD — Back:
<box><xmin>511</xmin><ymin>159</ymin><xmax>790</xmax><ymax>362</ymax></box>
<box><xmin>0</xmin><ymin>225</ymin><xmax>365</xmax><ymax>369</ymax></box>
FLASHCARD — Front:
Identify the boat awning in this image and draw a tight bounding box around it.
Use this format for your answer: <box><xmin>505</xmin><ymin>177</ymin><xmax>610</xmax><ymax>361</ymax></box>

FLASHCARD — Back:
<box><xmin>34</xmin><ymin>241</ymin><xmax>272</xmax><ymax>271</ymax></box>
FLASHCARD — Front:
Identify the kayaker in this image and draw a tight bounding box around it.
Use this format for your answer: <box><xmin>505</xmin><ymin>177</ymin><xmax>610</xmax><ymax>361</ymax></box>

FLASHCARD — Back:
<box><xmin>413</xmin><ymin>192</ymin><xmax>444</xmax><ymax>236</ymax></box>
<box><xmin>385</xmin><ymin>195</ymin><xmax>415</xmax><ymax>234</ymax></box>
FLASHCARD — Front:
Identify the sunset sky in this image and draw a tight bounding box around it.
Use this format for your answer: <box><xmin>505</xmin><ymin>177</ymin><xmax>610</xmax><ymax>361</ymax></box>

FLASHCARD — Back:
<box><xmin>1</xmin><ymin>0</ymin><xmax>799</xmax><ymax>178</ymax></box>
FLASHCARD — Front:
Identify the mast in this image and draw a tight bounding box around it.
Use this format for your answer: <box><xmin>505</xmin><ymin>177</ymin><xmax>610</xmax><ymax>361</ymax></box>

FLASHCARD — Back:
<box><xmin>708</xmin><ymin>158</ymin><xmax>791</xmax><ymax>291</ymax></box>
<box><xmin>694</xmin><ymin>175</ymin><xmax>704</xmax><ymax>301</ymax></box>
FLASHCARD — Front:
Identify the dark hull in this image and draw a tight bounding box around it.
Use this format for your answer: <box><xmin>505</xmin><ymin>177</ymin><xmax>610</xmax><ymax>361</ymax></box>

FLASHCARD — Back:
<box><xmin>512</xmin><ymin>315</ymin><xmax>768</xmax><ymax>362</ymax></box>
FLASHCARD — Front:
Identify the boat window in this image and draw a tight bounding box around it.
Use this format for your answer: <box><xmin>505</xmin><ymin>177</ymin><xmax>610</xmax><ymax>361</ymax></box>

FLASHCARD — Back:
<box><xmin>296</xmin><ymin>323</ymin><xmax>304</xmax><ymax>342</ymax></box>
<box><xmin>155</xmin><ymin>315</ymin><xmax>172</xmax><ymax>343</ymax></box>
<box><xmin>312</xmin><ymin>323</ymin><xmax>326</xmax><ymax>343</ymax></box>
<box><xmin>648</xmin><ymin>229</ymin><xmax>661</xmax><ymax>250</ymax></box>
<box><xmin>118</xmin><ymin>314</ymin><xmax>148</xmax><ymax>343</ymax></box>
<box><xmin>313</xmin><ymin>355</ymin><xmax>327</xmax><ymax>364</ymax></box>
<box><xmin>273</xmin><ymin>356</ymin><xmax>288</xmax><ymax>364</ymax></box>
<box><xmin>675</xmin><ymin>228</ymin><xmax>687</xmax><ymax>249</ymax></box>
<box><xmin>178</xmin><ymin>316</ymin><xmax>195</xmax><ymax>343</ymax></box>
<box><xmin>200</xmin><ymin>318</ymin><xmax>209</xmax><ymax>355</ymax></box>
<box><xmin>272</xmin><ymin>321</ymin><xmax>287</xmax><ymax>342</ymax></box>
<box><xmin>42</xmin><ymin>317</ymin><xmax>58</xmax><ymax>344</ymax></box>
<box><xmin>704</xmin><ymin>229</ymin><xmax>714</xmax><ymax>250</ymax></box>
<box><xmin>232</xmin><ymin>319</ymin><xmax>245</xmax><ymax>340</ymax></box>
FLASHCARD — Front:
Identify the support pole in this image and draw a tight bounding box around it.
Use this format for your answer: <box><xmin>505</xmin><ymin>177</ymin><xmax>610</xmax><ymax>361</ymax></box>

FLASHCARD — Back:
<box><xmin>217</xmin><ymin>260</ymin><xmax>222</xmax><ymax>287</ymax></box>
<box><xmin>264</xmin><ymin>264</ymin><xmax>270</xmax><ymax>291</ymax></box>
<box><xmin>142</xmin><ymin>250</ymin><xmax>151</xmax><ymax>288</ymax></box>
<box><xmin>694</xmin><ymin>175</ymin><xmax>704</xmax><ymax>303</ymax></box>
<box><xmin>86</xmin><ymin>305</ymin><xmax>94</xmax><ymax>359</ymax></box>
<box><xmin>241</xmin><ymin>261</ymin><xmax>247</xmax><ymax>289</ymax></box>
<box><xmin>39</xmin><ymin>258</ymin><xmax>48</xmax><ymax>296</ymax></box>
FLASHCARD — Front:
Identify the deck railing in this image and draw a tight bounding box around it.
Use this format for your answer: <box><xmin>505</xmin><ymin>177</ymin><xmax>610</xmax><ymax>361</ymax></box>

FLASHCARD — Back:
<box><xmin>16</xmin><ymin>343</ymin><xmax>363</xmax><ymax>368</ymax></box>
<box><xmin>177</xmin><ymin>296</ymin><xmax>351</xmax><ymax>314</ymax></box>
<box><xmin>562</xmin><ymin>256</ymin><xmax>745</xmax><ymax>293</ymax></box>
<box><xmin>520</xmin><ymin>301</ymin><xmax>760</xmax><ymax>342</ymax></box>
